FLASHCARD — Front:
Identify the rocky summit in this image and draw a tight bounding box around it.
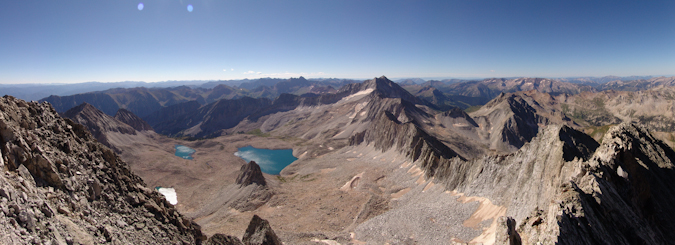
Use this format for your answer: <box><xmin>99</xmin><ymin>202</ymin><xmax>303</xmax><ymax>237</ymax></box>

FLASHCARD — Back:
<box><xmin>0</xmin><ymin>96</ymin><xmax>204</xmax><ymax>244</ymax></box>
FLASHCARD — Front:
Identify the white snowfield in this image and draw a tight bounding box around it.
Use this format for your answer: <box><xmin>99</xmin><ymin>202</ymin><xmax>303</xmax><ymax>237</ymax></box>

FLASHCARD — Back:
<box><xmin>340</xmin><ymin>88</ymin><xmax>374</xmax><ymax>102</ymax></box>
<box><xmin>157</xmin><ymin>187</ymin><xmax>178</xmax><ymax>205</ymax></box>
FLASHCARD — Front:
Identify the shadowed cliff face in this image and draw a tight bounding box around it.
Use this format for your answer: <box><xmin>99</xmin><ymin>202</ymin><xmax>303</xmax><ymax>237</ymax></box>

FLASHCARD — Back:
<box><xmin>236</xmin><ymin>161</ymin><xmax>266</xmax><ymax>187</ymax></box>
<box><xmin>114</xmin><ymin>108</ymin><xmax>153</xmax><ymax>131</ymax></box>
<box><xmin>350</xmin><ymin>110</ymin><xmax>464</xmax><ymax>178</ymax></box>
<box><xmin>0</xmin><ymin>96</ymin><xmax>205</xmax><ymax>244</ymax></box>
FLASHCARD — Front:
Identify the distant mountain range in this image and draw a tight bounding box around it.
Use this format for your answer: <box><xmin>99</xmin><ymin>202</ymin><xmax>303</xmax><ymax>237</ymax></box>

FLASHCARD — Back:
<box><xmin>0</xmin><ymin>77</ymin><xmax>361</xmax><ymax>102</ymax></box>
<box><xmin>39</xmin><ymin>77</ymin><xmax>361</xmax><ymax>118</ymax></box>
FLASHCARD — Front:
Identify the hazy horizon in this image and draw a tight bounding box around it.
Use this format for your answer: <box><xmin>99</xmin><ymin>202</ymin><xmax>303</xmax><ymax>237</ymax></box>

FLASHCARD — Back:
<box><xmin>2</xmin><ymin>1</ymin><xmax>674</xmax><ymax>84</ymax></box>
<box><xmin>1</xmin><ymin>74</ymin><xmax>674</xmax><ymax>86</ymax></box>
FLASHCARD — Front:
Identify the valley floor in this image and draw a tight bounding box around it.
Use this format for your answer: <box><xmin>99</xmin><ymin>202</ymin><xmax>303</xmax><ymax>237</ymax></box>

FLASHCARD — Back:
<box><xmin>113</xmin><ymin>131</ymin><xmax>499</xmax><ymax>244</ymax></box>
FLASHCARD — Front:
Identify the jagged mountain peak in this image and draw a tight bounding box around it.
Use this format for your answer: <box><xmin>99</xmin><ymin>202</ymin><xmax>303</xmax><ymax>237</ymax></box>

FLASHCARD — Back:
<box><xmin>64</xmin><ymin>101</ymin><xmax>98</xmax><ymax>114</ymax></box>
<box><xmin>339</xmin><ymin>76</ymin><xmax>425</xmax><ymax>105</ymax></box>
<box><xmin>63</xmin><ymin>102</ymin><xmax>137</xmax><ymax>152</ymax></box>
<box><xmin>481</xmin><ymin>92</ymin><xmax>527</xmax><ymax>108</ymax></box>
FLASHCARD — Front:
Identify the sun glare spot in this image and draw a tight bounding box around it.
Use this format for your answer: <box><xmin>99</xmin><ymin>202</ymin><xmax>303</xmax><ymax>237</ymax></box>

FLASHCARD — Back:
<box><xmin>137</xmin><ymin>3</ymin><xmax>144</xmax><ymax>11</ymax></box>
<box><xmin>187</xmin><ymin>5</ymin><xmax>193</xmax><ymax>12</ymax></box>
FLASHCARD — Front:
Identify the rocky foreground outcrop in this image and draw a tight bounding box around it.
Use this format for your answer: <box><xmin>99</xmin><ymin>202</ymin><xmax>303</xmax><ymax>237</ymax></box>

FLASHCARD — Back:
<box><xmin>0</xmin><ymin>96</ymin><xmax>205</xmax><ymax>244</ymax></box>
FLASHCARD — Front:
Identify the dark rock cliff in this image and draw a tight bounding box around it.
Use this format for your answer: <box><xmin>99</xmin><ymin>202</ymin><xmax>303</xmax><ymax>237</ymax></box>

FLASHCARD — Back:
<box><xmin>235</xmin><ymin>161</ymin><xmax>266</xmax><ymax>187</ymax></box>
<box><xmin>0</xmin><ymin>96</ymin><xmax>205</xmax><ymax>244</ymax></box>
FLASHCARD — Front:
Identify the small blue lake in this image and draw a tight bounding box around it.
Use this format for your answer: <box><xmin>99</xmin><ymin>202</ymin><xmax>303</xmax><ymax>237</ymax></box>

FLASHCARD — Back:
<box><xmin>175</xmin><ymin>145</ymin><xmax>196</xmax><ymax>160</ymax></box>
<box><xmin>234</xmin><ymin>146</ymin><xmax>297</xmax><ymax>175</ymax></box>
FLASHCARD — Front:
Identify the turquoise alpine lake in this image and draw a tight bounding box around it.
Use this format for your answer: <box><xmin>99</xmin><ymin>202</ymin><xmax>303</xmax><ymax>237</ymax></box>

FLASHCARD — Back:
<box><xmin>234</xmin><ymin>146</ymin><xmax>297</xmax><ymax>175</ymax></box>
<box><xmin>175</xmin><ymin>145</ymin><xmax>196</xmax><ymax>160</ymax></box>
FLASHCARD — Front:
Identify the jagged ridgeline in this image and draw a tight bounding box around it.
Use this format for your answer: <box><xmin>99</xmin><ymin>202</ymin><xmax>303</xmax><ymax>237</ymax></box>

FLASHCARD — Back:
<box><xmin>0</xmin><ymin>96</ymin><xmax>205</xmax><ymax>244</ymax></box>
<box><xmin>351</xmin><ymin>105</ymin><xmax>675</xmax><ymax>243</ymax></box>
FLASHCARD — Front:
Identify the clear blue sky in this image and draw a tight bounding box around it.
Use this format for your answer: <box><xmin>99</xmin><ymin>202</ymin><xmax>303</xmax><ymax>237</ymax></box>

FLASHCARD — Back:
<box><xmin>1</xmin><ymin>0</ymin><xmax>674</xmax><ymax>84</ymax></box>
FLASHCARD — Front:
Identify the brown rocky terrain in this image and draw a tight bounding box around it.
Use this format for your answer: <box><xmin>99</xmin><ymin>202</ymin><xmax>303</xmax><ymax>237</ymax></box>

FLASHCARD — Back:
<box><xmin>0</xmin><ymin>96</ymin><xmax>205</xmax><ymax>244</ymax></box>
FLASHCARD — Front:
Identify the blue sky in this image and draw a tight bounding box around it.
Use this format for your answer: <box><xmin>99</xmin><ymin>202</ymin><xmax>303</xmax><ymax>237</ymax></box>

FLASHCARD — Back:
<box><xmin>1</xmin><ymin>0</ymin><xmax>674</xmax><ymax>84</ymax></box>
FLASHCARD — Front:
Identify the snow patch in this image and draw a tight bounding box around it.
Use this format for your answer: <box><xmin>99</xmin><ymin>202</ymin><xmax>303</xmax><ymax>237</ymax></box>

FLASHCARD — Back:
<box><xmin>340</xmin><ymin>88</ymin><xmax>374</xmax><ymax>102</ymax></box>
<box><xmin>157</xmin><ymin>187</ymin><xmax>178</xmax><ymax>205</ymax></box>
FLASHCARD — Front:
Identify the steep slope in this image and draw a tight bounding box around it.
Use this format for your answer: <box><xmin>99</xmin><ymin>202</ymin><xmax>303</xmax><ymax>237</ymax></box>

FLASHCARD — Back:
<box><xmin>142</xmin><ymin>100</ymin><xmax>202</xmax><ymax>132</ymax></box>
<box><xmin>181</xmin><ymin>97</ymin><xmax>273</xmax><ymax>138</ymax></box>
<box><xmin>471</xmin><ymin>92</ymin><xmax>558</xmax><ymax>152</ymax></box>
<box><xmin>349</xmin><ymin>110</ymin><xmax>465</xmax><ymax>177</ymax></box>
<box><xmin>104</xmin><ymin>87</ymin><xmax>165</xmax><ymax>118</ymax></box>
<box><xmin>63</xmin><ymin>103</ymin><xmax>138</xmax><ymax>152</ymax></box>
<box><xmin>0</xmin><ymin>96</ymin><xmax>205</xmax><ymax>244</ymax></box>
<box><xmin>114</xmin><ymin>108</ymin><xmax>153</xmax><ymax>131</ymax></box>
<box><xmin>351</xmin><ymin>113</ymin><xmax>675</xmax><ymax>244</ymax></box>
<box><xmin>43</xmin><ymin>93</ymin><xmax>120</xmax><ymax>116</ymax></box>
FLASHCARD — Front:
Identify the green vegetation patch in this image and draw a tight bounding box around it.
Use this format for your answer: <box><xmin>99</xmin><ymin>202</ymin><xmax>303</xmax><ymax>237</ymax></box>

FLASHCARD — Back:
<box><xmin>464</xmin><ymin>105</ymin><xmax>482</xmax><ymax>113</ymax></box>
<box><xmin>585</xmin><ymin>124</ymin><xmax>615</xmax><ymax>143</ymax></box>
<box><xmin>246</xmin><ymin>128</ymin><xmax>270</xmax><ymax>137</ymax></box>
<box><xmin>562</xmin><ymin>99</ymin><xmax>618</xmax><ymax>127</ymax></box>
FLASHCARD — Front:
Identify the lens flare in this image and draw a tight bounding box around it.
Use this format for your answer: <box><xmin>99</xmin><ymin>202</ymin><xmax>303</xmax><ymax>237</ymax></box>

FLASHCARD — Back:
<box><xmin>187</xmin><ymin>5</ymin><xmax>193</xmax><ymax>12</ymax></box>
<box><xmin>137</xmin><ymin>3</ymin><xmax>144</xmax><ymax>11</ymax></box>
